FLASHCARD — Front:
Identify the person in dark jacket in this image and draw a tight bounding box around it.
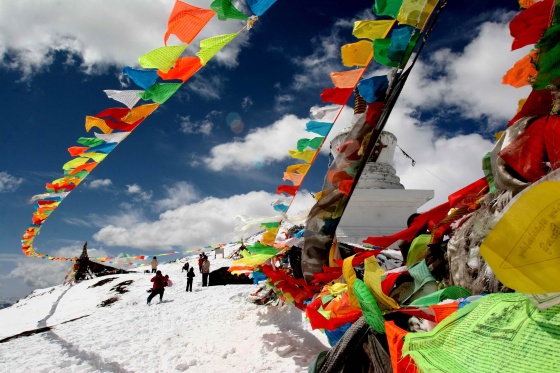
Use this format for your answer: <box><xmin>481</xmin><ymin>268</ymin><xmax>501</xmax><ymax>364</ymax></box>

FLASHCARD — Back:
<box><xmin>182</xmin><ymin>262</ymin><xmax>190</xmax><ymax>272</ymax></box>
<box><xmin>147</xmin><ymin>270</ymin><xmax>165</xmax><ymax>304</ymax></box>
<box><xmin>186</xmin><ymin>267</ymin><xmax>195</xmax><ymax>292</ymax></box>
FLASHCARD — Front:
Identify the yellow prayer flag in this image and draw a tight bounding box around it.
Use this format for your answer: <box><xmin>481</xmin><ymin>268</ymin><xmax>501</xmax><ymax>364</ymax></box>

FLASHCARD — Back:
<box><xmin>363</xmin><ymin>256</ymin><xmax>400</xmax><ymax>310</ymax></box>
<box><xmin>138</xmin><ymin>45</ymin><xmax>187</xmax><ymax>73</ymax></box>
<box><xmin>353</xmin><ymin>20</ymin><xmax>396</xmax><ymax>40</ymax></box>
<box><xmin>62</xmin><ymin>157</ymin><xmax>89</xmax><ymax>171</ymax></box>
<box><xmin>122</xmin><ymin>103</ymin><xmax>160</xmax><ymax>124</ymax></box>
<box><xmin>85</xmin><ymin>116</ymin><xmax>113</xmax><ymax>134</ymax></box>
<box><xmin>480</xmin><ymin>181</ymin><xmax>560</xmax><ymax>294</ymax></box>
<box><xmin>343</xmin><ymin>255</ymin><xmax>361</xmax><ymax>309</ymax></box>
<box><xmin>288</xmin><ymin>149</ymin><xmax>316</xmax><ymax>163</ymax></box>
<box><xmin>261</xmin><ymin>231</ymin><xmax>277</xmax><ymax>245</ymax></box>
<box><xmin>286</xmin><ymin>164</ymin><xmax>310</xmax><ymax>174</ymax></box>
<box><xmin>397</xmin><ymin>0</ymin><xmax>438</xmax><ymax>30</ymax></box>
<box><xmin>196</xmin><ymin>32</ymin><xmax>239</xmax><ymax>66</ymax></box>
<box><xmin>341</xmin><ymin>40</ymin><xmax>374</xmax><ymax>67</ymax></box>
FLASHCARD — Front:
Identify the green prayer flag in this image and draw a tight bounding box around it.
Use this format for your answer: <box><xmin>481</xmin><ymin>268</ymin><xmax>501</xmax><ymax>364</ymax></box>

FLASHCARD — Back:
<box><xmin>296</xmin><ymin>137</ymin><xmax>324</xmax><ymax>152</ymax></box>
<box><xmin>196</xmin><ymin>32</ymin><xmax>239</xmax><ymax>66</ymax></box>
<box><xmin>354</xmin><ymin>279</ymin><xmax>385</xmax><ymax>334</ymax></box>
<box><xmin>534</xmin><ymin>24</ymin><xmax>560</xmax><ymax>89</ymax></box>
<box><xmin>408</xmin><ymin>286</ymin><xmax>472</xmax><ymax>307</ymax></box>
<box><xmin>373</xmin><ymin>0</ymin><xmax>404</xmax><ymax>18</ymax></box>
<box><xmin>260</xmin><ymin>222</ymin><xmax>280</xmax><ymax>229</ymax></box>
<box><xmin>404</xmin><ymin>293</ymin><xmax>560</xmax><ymax>373</ymax></box>
<box><xmin>77</xmin><ymin>137</ymin><xmax>105</xmax><ymax>147</ymax></box>
<box><xmin>139</xmin><ymin>83</ymin><xmax>182</xmax><ymax>104</ymax></box>
<box><xmin>211</xmin><ymin>0</ymin><xmax>248</xmax><ymax>21</ymax></box>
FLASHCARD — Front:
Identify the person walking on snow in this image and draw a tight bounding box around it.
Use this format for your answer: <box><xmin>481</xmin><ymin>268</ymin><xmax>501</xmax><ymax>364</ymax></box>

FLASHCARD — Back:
<box><xmin>186</xmin><ymin>267</ymin><xmax>195</xmax><ymax>292</ymax></box>
<box><xmin>150</xmin><ymin>256</ymin><xmax>158</xmax><ymax>273</ymax></box>
<box><xmin>147</xmin><ymin>270</ymin><xmax>166</xmax><ymax>304</ymax></box>
<box><xmin>202</xmin><ymin>256</ymin><xmax>210</xmax><ymax>287</ymax></box>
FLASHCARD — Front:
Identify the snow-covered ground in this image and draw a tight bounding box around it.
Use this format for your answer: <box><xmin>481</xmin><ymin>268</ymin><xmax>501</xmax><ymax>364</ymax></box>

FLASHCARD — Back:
<box><xmin>0</xmin><ymin>254</ymin><xmax>329</xmax><ymax>372</ymax></box>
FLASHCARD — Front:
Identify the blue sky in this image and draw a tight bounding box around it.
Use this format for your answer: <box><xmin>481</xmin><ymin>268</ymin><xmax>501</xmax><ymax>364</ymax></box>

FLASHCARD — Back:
<box><xmin>0</xmin><ymin>0</ymin><xmax>529</xmax><ymax>299</ymax></box>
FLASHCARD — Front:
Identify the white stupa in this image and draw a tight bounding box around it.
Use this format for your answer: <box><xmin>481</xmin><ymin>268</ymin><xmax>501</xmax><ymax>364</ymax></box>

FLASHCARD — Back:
<box><xmin>333</xmin><ymin>130</ymin><xmax>434</xmax><ymax>245</ymax></box>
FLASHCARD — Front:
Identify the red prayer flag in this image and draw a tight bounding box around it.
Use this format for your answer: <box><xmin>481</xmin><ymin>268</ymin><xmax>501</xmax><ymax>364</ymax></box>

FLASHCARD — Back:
<box><xmin>320</xmin><ymin>87</ymin><xmax>353</xmax><ymax>105</ymax></box>
<box><xmin>276</xmin><ymin>184</ymin><xmax>299</xmax><ymax>196</ymax></box>
<box><xmin>509</xmin><ymin>0</ymin><xmax>553</xmax><ymax>50</ymax></box>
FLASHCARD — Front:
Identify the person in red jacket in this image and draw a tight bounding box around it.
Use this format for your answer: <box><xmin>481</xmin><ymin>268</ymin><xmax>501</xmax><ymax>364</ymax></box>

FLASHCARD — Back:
<box><xmin>147</xmin><ymin>270</ymin><xmax>166</xmax><ymax>304</ymax></box>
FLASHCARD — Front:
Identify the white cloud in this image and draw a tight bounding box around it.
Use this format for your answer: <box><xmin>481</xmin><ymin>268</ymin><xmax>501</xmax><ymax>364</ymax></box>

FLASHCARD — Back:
<box><xmin>199</xmin><ymin>106</ymin><xmax>355</xmax><ymax>172</ymax></box>
<box><xmin>94</xmin><ymin>190</ymin><xmax>315</xmax><ymax>250</ymax></box>
<box><xmin>87</xmin><ymin>178</ymin><xmax>112</xmax><ymax>189</ymax></box>
<box><xmin>0</xmin><ymin>171</ymin><xmax>23</xmax><ymax>192</ymax></box>
<box><xmin>0</xmin><ymin>1</ymin><xmax>250</xmax><ymax>80</ymax></box>
<box><xmin>386</xmin><ymin>104</ymin><xmax>494</xmax><ymax>210</ymax></box>
<box><xmin>274</xmin><ymin>94</ymin><xmax>295</xmax><ymax>113</ymax></box>
<box><xmin>178</xmin><ymin>110</ymin><xmax>219</xmax><ymax>135</ymax></box>
<box><xmin>155</xmin><ymin>181</ymin><xmax>200</xmax><ymax>211</ymax></box>
<box><xmin>401</xmin><ymin>21</ymin><xmax>532</xmax><ymax>130</ymax></box>
<box><xmin>241</xmin><ymin>96</ymin><xmax>253</xmax><ymax>110</ymax></box>
<box><xmin>126</xmin><ymin>184</ymin><xmax>153</xmax><ymax>202</ymax></box>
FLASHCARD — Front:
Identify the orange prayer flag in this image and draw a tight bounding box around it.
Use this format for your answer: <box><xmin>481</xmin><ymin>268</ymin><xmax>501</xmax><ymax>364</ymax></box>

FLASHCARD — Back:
<box><xmin>519</xmin><ymin>0</ymin><xmax>536</xmax><ymax>8</ymax></box>
<box><xmin>164</xmin><ymin>1</ymin><xmax>216</xmax><ymax>45</ymax></box>
<box><xmin>157</xmin><ymin>56</ymin><xmax>202</xmax><ymax>82</ymax></box>
<box><xmin>330</xmin><ymin>68</ymin><xmax>365</xmax><ymax>88</ymax></box>
<box><xmin>283</xmin><ymin>172</ymin><xmax>304</xmax><ymax>186</ymax></box>
<box><xmin>502</xmin><ymin>50</ymin><xmax>537</xmax><ymax>88</ymax></box>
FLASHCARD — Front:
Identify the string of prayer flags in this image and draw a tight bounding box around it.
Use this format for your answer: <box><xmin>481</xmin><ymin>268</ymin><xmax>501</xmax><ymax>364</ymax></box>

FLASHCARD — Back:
<box><xmin>157</xmin><ymin>56</ymin><xmax>202</xmax><ymax>82</ymax></box>
<box><xmin>397</xmin><ymin>0</ymin><xmax>438</xmax><ymax>30</ymax></box>
<box><xmin>502</xmin><ymin>50</ymin><xmax>538</xmax><ymax>88</ymax></box>
<box><xmin>321</xmin><ymin>87</ymin><xmax>354</xmax><ymax>105</ymax></box>
<box><xmin>357</xmin><ymin>75</ymin><xmax>389</xmax><ymax>103</ymax></box>
<box><xmin>353</xmin><ymin>20</ymin><xmax>396</xmax><ymax>40</ymax></box>
<box><xmin>196</xmin><ymin>32</ymin><xmax>240</xmax><ymax>66</ymax></box>
<box><xmin>210</xmin><ymin>0</ymin><xmax>248</xmax><ymax>21</ymax></box>
<box><xmin>104</xmin><ymin>90</ymin><xmax>143</xmax><ymax>108</ymax></box>
<box><xmin>246</xmin><ymin>0</ymin><xmax>277</xmax><ymax>16</ymax></box>
<box><xmin>509</xmin><ymin>0</ymin><xmax>553</xmax><ymax>51</ymax></box>
<box><xmin>122</xmin><ymin>67</ymin><xmax>159</xmax><ymax>90</ymax></box>
<box><xmin>164</xmin><ymin>1</ymin><xmax>216</xmax><ymax>45</ymax></box>
<box><xmin>341</xmin><ymin>40</ymin><xmax>374</xmax><ymax>67</ymax></box>
<box><xmin>138</xmin><ymin>83</ymin><xmax>182</xmax><ymax>104</ymax></box>
<box><xmin>138</xmin><ymin>45</ymin><xmax>187</xmax><ymax>73</ymax></box>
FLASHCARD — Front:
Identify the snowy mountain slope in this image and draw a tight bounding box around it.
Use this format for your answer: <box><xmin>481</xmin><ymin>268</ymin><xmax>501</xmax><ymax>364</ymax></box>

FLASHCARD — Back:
<box><xmin>0</xmin><ymin>256</ymin><xmax>329</xmax><ymax>372</ymax></box>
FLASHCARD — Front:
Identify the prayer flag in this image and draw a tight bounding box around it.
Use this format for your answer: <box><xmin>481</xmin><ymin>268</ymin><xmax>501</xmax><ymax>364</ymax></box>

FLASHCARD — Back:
<box><xmin>164</xmin><ymin>1</ymin><xmax>215</xmax><ymax>45</ymax></box>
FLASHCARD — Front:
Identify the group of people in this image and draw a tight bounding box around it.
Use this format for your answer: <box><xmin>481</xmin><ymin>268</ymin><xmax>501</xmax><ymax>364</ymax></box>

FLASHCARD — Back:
<box><xmin>146</xmin><ymin>255</ymin><xmax>211</xmax><ymax>304</ymax></box>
